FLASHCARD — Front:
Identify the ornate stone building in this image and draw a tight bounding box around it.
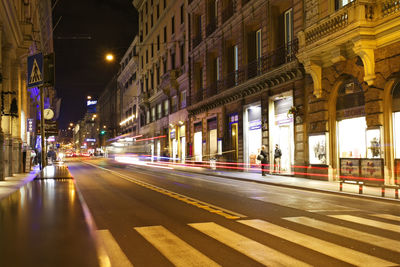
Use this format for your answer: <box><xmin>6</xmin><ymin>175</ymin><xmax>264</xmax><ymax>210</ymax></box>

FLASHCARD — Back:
<box><xmin>297</xmin><ymin>0</ymin><xmax>400</xmax><ymax>184</ymax></box>
<box><xmin>187</xmin><ymin>0</ymin><xmax>305</xmax><ymax>173</ymax></box>
<box><xmin>133</xmin><ymin>0</ymin><xmax>189</xmax><ymax>161</ymax></box>
<box><xmin>117</xmin><ymin>37</ymin><xmax>140</xmax><ymax>137</ymax></box>
<box><xmin>0</xmin><ymin>0</ymin><xmax>54</xmax><ymax>180</ymax></box>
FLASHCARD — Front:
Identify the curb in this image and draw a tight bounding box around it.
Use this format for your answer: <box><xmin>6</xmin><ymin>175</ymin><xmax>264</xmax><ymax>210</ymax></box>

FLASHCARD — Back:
<box><xmin>160</xmin><ymin>167</ymin><xmax>400</xmax><ymax>204</ymax></box>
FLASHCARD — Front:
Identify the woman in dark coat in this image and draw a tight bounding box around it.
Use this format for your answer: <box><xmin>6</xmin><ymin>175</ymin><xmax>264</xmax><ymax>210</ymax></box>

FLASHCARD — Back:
<box><xmin>260</xmin><ymin>145</ymin><xmax>268</xmax><ymax>176</ymax></box>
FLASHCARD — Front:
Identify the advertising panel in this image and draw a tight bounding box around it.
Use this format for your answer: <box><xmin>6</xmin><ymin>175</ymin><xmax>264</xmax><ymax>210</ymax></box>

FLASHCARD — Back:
<box><xmin>360</xmin><ymin>158</ymin><xmax>384</xmax><ymax>185</ymax></box>
<box><xmin>340</xmin><ymin>158</ymin><xmax>360</xmax><ymax>179</ymax></box>
<box><xmin>309</xmin><ymin>134</ymin><xmax>327</xmax><ymax>165</ymax></box>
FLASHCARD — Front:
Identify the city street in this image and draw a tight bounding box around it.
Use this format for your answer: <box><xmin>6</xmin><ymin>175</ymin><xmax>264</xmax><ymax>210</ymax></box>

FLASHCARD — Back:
<box><xmin>68</xmin><ymin>158</ymin><xmax>400</xmax><ymax>266</ymax></box>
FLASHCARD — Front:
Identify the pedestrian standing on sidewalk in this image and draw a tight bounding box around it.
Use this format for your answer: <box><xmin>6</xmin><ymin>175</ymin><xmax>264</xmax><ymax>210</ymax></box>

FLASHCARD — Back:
<box><xmin>274</xmin><ymin>144</ymin><xmax>282</xmax><ymax>173</ymax></box>
<box><xmin>259</xmin><ymin>145</ymin><xmax>268</xmax><ymax>176</ymax></box>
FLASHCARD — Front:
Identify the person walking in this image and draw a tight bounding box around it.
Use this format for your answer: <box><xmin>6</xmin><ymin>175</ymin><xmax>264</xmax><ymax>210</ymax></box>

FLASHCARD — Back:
<box><xmin>259</xmin><ymin>145</ymin><xmax>268</xmax><ymax>176</ymax></box>
<box><xmin>274</xmin><ymin>144</ymin><xmax>282</xmax><ymax>173</ymax></box>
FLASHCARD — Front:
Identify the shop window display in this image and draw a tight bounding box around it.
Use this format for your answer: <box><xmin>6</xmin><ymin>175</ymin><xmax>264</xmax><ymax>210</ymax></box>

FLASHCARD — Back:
<box><xmin>309</xmin><ymin>134</ymin><xmax>327</xmax><ymax>165</ymax></box>
<box><xmin>338</xmin><ymin>117</ymin><xmax>366</xmax><ymax>158</ymax></box>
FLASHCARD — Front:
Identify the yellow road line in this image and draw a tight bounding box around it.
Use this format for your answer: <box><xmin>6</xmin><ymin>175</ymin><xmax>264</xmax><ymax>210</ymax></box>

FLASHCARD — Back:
<box><xmin>83</xmin><ymin>161</ymin><xmax>245</xmax><ymax>220</ymax></box>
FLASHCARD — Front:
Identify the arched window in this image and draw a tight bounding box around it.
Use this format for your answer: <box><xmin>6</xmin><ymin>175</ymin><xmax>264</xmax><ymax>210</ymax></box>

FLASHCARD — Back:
<box><xmin>392</xmin><ymin>83</ymin><xmax>400</xmax><ymax>159</ymax></box>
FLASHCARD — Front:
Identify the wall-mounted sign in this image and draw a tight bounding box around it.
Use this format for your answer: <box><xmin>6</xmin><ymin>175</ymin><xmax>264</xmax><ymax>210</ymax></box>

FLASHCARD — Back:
<box><xmin>249</xmin><ymin>120</ymin><xmax>261</xmax><ymax>131</ymax></box>
<box><xmin>87</xmin><ymin>100</ymin><xmax>97</xmax><ymax>106</ymax></box>
<box><xmin>27</xmin><ymin>118</ymin><xmax>35</xmax><ymax>132</ymax></box>
<box><xmin>340</xmin><ymin>158</ymin><xmax>360</xmax><ymax>179</ymax></box>
<box><xmin>360</xmin><ymin>158</ymin><xmax>384</xmax><ymax>184</ymax></box>
<box><xmin>85</xmin><ymin>138</ymin><xmax>96</xmax><ymax>142</ymax></box>
<box><xmin>170</xmin><ymin>129</ymin><xmax>176</xmax><ymax>139</ymax></box>
<box><xmin>87</xmin><ymin>100</ymin><xmax>97</xmax><ymax>113</ymax></box>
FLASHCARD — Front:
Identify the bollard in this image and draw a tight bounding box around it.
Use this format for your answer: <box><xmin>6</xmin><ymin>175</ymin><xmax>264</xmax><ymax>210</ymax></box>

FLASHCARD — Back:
<box><xmin>359</xmin><ymin>184</ymin><xmax>363</xmax><ymax>194</ymax></box>
<box><xmin>381</xmin><ymin>187</ymin><xmax>385</xmax><ymax>197</ymax></box>
<box><xmin>396</xmin><ymin>188</ymin><xmax>399</xmax><ymax>199</ymax></box>
<box><xmin>339</xmin><ymin>182</ymin><xmax>343</xmax><ymax>191</ymax></box>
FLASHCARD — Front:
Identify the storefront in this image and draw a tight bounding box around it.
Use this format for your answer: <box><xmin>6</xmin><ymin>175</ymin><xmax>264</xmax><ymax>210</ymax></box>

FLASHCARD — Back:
<box><xmin>194</xmin><ymin>122</ymin><xmax>202</xmax><ymax>162</ymax></box>
<box><xmin>179</xmin><ymin>124</ymin><xmax>186</xmax><ymax>162</ymax></box>
<box><xmin>243</xmin><ymin>104</ymin><xmax>262</xmax><ymax>168</ymax></box>
<box><xmin>392</xmin><ymin>83</ymin><xmax>400</xmax><ymax>183</ymax></box>
<box><xmin>208</xmin><ymin>117</ymin><xmax>218</xmax><ymax>159</ymax></box>
<box><xmin>229</xmin><ymin>113</ymin><xmax>239</xmax><ymax>162</ymax></box>
<box><xmin>269</xmin><ymin>93</ymin><xmax>294</xmax><ymax>174</ymax></box>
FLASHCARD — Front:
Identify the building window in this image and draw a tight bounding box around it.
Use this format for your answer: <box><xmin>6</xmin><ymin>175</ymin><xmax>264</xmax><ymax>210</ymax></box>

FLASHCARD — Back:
<box><xmin>171</xmin><ymin>95</ymin><xmax>177</xmax><ymax>112</ymax></box>
<box><xmin>335</xmin><ymin>0</ymin><xmax>354</xmax><ymax>10</ymax></box>
<box><xmin>171</xmin><ymin>51</ymin><xmax>175</xmax><ymax>69</ymax></box>
<box><xmin>164</xmin><ymin>99</ymin><xmax>169</xmax><ymax>116</ymax></box>
<box><xmin>156</xmin><ymin>66</ymin><xmax>160</xmax><ymax>85</ymax></box>
<box><xmin>145</xmin><ymin>2</ymin><xmax>148</xmax><ymax>14</ymax></box>
<box><xmin>234</xmin><ymin>44</ymin><xmax>239</xmax><ymax>84</ymax></box>
<box><xmin>151</xmin><ymin>43</ymin><xmax>154</xmax><ymax>57</ymax></box>
<box><xmin>146</xmin><ymin>50</ymin><xmax>148</xmax><ymax>63</ymax></box>
<box><xmin>164</xmin><ymin>26</ymin><xmax>167</xmax><ymax>43</ymax></box>
<box><xmin>141</xmin><ymin>56</ymin><xmax>143</xmax><ymax>68</ymax></box>
<box><xmin>181</xmin><ymin>90</ymin><xmax>186</xmax><ymax>108</ymax></box>
<box><xmin>150</xmin><ymin>71</ymin><xmax>154</xmax><ymax>90</ymax></box>
<box><xmin>180</xmin><ymin>43</ymin><xmax>184</xmax><ymax>66</ymax></box>
<box><xmin>145</xmin><ymin>77</ymin><xmax>148</xmax><ymax>92</ymax></box>
<box><xmin>163</xmin><ymin>58</ymin><xmax>167</xmax><ymax>73</ymax></box>
<box><xmin>284</xmin><ymin>9</ymin><xmax>293</xmax><ymax>45</ymax></box>
<box><xmin>157</xmin><ymin>35</ymin><xmax>160</xmax><ymax>50</ymax></box>
<box><xmin>140</xmin><ymin>10</ymin><xmax>143</xmax><ymax>22</ymax></box>
<box><xmin>216</xmin><ymin>57</ymin><xmax>221</xmax><ymax>81</ymax></box>
<box><xmin>157</xmin><ymin>4</ymin><xmax>159</xmax><ymax>19</ymax></box>
<box><xmin>151</xmin><ymin>14</ymin><xmax>153</xmax><ymax>28</ymax></box>
<box><xmin>157</xmin><ymin>103</ymin><xmax>162</xmax><ymax>119</ymax></box>
<box><xmin>180</xmin><ymin>4</ymin><xmax>184</xmax><ymax>24</ymax></box>
<box><xmin>163</xmin><ymin>0</ymin><xmax>166</xmax><ymax>9</ymax></box>
<box><xmin>151</xmin><ymin>106</ymin><xmax>156</xmax><ymax>122</ymax></box>
<box><xmin>145</xmin><ymin>23</ymin><xmax>148</xmax><ymax>36</ymax></box>
<box><xmin>146</xmin><ymin>110</ymin><xmax>150</xmax><ymax>124</ymax></box>
<box><xmin>171</xmin><ymin>16</ymin><xmax>175</xmax><ymax>35</ymax></box>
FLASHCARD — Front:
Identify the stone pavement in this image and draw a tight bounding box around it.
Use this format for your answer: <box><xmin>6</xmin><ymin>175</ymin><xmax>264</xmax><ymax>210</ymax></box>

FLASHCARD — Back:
<box><xmin>0</xmin><ymin>166</ymin><xmax>40</xmax><ymax>200</ymax></box>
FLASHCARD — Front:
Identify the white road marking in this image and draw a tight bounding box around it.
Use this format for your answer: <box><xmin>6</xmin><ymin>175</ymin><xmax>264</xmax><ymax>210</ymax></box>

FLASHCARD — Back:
<box><xmin>238</xmin><ymin>219</ymin><xmax>395</xmax><ymax>267</ymax></box>
<box><xmin>135</xmin><ymin>225</ymin><xmax>220</xmax><ymax>267</ymax></box>
<box><xmin>330</xmin><ymin>215</ymin><xmax>400</xmax><ymax>233</ymax></box>
<box><xmin>189</xmin><ymin>222</ymin><xmax>310</xmax><ymax>267</ymax></box>
<box><xmin>371</xmin><ymin>214</ymin><xmax>400</xmax><ymax>222</ymax></box>
<box><xmin>284</xmin><ymin>216</ymin><xmax>400</xmax><ymax>253</ymax></box>
<box><xmin>97</xmin><ymin>230</ymin><xmax>133</xmax><ymax>267</ymax></box>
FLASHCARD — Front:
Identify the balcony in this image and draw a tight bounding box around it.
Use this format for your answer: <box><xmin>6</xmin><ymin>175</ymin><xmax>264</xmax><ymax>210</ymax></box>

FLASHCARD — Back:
<box><xmin>222</xmin><ymin>1</ymin><xmax>235</xmax><ymax>24</ymax></box>
<box><xmin>160</xmin><ymin>69</ymin><xmax>180</xmax><ymax>96</ymax></box>
<box><xmin>206</xmin><ymin>82</ymin><xmax>218</xmax><ymax>97</ymax></box>
<box><xmin>192</xmin><ymin>34</ymin><xmax>202</xmax><ymax>49</ymax></box>
<box><xmin>218</xmin><ymin>39</ymin><xmax>299</xmax><ymax>93</ymax></box>
<box><xmin>206</xmin><ymin>17</ymin><xmax>217</xmax><ymax>37</ymax></box>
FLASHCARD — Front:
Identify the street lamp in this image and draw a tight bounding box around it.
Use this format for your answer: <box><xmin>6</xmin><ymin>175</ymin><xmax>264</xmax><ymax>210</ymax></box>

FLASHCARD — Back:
<box><xmin>105</xmin><ymin>53</ymin><xmax>114</xmax><ymax>62</ymax></box>
<box><xmin>87</xmin><ymin>96</ymin><xmax>92</xmax><ymax>100</ymax></box>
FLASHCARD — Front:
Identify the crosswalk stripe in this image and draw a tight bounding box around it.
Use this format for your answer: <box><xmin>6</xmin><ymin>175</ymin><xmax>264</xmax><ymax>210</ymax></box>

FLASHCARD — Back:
<box><xmin>189</xmin><ymin>222</ymin><xmax>310</xmax><ymax>267</ymax></box>
<box><xmin>330</xmin><ymin>215</ymin><xmax>400</xmax><ymax>233</ymax></box>
<box><xmin>135</xmin><ymin>225</ymin><xmax>220</xmax><ymax>267</ymax></box>
<box><xmin>238</xmin><ymin>219</ymin><xmax>395</xmax><ymax>267</ymax></box>
<box><xmin>371</xmin><ymin>214</ymin><xmax>400</xmax><ymax>222</ymax></box>
<box><xmin>284</xmin><ymin>216</ymin><xmax>400</xmax><ymax>253</ymax></box>
<box><xmin>97</xmin><ymin>230</ymin><xmax>133</xmax><ymax>267</ymax></box>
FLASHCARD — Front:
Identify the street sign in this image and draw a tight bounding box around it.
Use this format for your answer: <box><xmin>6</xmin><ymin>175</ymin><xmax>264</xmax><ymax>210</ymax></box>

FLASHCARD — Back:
<box><xmin>27</xmin><ymin>118</ymin><xmax>35</xmax><ymax>132</ymax></box>
<box><xmin>27</xmin><ymin>53</ymin><xmax>44</xmax><ymax>88</ymax></box>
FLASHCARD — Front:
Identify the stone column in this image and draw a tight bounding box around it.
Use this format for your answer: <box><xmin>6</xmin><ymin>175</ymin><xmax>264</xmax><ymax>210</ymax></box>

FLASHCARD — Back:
<box><xmin>0</xmin><ymin>28</ymin><xmax>4</xmax><ymax>180</ymax></box>
<box><xmin>11</xmin><ymin>60</ymin><xmax>22</xmax><ymax>173</ymax></box>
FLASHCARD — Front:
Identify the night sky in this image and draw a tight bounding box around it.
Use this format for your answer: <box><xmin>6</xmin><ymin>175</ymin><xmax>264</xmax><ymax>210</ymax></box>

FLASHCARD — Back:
<box><xmin>53</xmin><ymin>0</ymin><xmax>138</xmax><ymax>129</ymax></box>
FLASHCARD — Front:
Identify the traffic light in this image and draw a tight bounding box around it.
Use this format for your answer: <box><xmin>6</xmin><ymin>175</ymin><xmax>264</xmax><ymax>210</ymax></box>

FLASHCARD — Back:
<box><xmin>100</xmin><ymin>130</ymin><xmax>106</xmax><ymax>135</ymax></box>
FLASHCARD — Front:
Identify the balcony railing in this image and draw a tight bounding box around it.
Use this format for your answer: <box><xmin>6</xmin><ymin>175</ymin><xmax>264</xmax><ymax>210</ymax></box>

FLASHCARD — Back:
<box><xmin>220</xmin><ymin>39</ymin><xmax>298</xmax><ymax>93</ymax></box>
<box><xmin>222</xmin><ymin>1</ymin><xmax>235</xmax><ymax>24</ymax></box>
<box><xmin>206</xmin><ymin>17</ymin><xmax>217</xmax><ymax>37</ymax></box>
<box><xmin>206</xmin><ymin>82</ymin><xmax>218</xmax><ymax>97</ymax></box>
<box><xmin>304</xmin><ymin>0</ymin><xmax>400</xmax><ymax>45</ymax></box>
<box><xmin>192</xmin><ymin>34</ymin><xmax>202</xmax><ymax>48</ymax></box>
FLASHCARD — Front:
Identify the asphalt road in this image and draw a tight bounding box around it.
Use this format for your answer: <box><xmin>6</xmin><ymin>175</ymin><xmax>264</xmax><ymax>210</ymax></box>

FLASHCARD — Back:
<box><xmin>68</xmin><ymin>158</ymin><xmax>400</xmax><ymax>267</ymax></box>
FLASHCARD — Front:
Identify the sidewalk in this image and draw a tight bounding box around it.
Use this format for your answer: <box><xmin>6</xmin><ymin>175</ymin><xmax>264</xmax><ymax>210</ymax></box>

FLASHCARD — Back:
<box><xmin>151</xmin><ymin>161</ymin><xmax>400</xmax><ymax>202</ymax></box>
<box><xmin>0</xmin><ymin>167</ymin><xmax>40</xmax><ymax>200</ymax></box>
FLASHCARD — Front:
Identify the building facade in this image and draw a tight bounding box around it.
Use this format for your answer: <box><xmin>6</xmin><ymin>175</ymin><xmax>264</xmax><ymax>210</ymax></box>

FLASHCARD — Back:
<box><xmin>0</xmin><ymin>0</ymin><xmax>54</xmax><ymax>179</ymax></box>
<box><xmin>297</xmin><ymin>0</ymin><xmax>400</xmax><ymax>184</ymax></box>
<box><xmin>117</xmin><ymin>37</ymin><xmax>140</xmax><ymax>137</ymax></box>
<box><xmin>133</xmin><ymin>0</ymin><xmax>189</xmax><ymax>161</ymax></box>
<box><xmin>187</xmin><ymin>0</ymin><xmax>305</xmax><ymax>172</ymax></box>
